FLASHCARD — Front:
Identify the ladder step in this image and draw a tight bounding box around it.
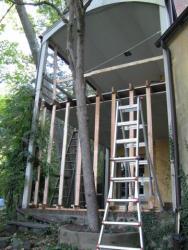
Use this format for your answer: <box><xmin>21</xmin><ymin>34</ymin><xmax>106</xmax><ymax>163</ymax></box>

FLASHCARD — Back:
<box><xmin>118</xmin><ymin>104</ymin><xmax>137</xmax><ymax>112</ymax></box>
<box><xmin>97</xmin><ymin>245</ymin><xmax>142</xmax><ymax>250</ymax></box>
<box><xmin>116</xmin><ymin>138</ymin><xmax>137</xmax><ymax>144</ymax></box>
<box><xmin>111</xmin><ymin>157</ymin><xmax>138</xmax><ymax>163</ymax></box>
<box><xmin>124</xmin><ymin>125</ymin><xmax>143</xmax><ymax>131</ymax></box>
<box><xmin>117</xmin><ymin>121</ymin><xmax>137</xmax><ymax>126</ymax></box>
<box><xmin>111</xmin><ymin>177</ymin><xmax>138</xmax><ymax>182</ymax></box>
<box><xmin>117</xmin><ymin>121</ymin><xmax>143</xmax><ymax>130</ymax></box>
<box><xmin>139</xmin><ymin>160</ymin><xmax>148</xmax><ymax>165</ymax></box>
<box><xmin>107</xmin><ymin>198</ymin><xmax>138</xmax><ymax>203</ymax></box>
<box><xmin>111</xmin><ymin>158</ymin><xmax>148</xmax><ymax>165</ymax></box>
<box><xmin>126</xmin><ymin>142</ymin><xmax>146</xmax><ymax>148</ymax></box>
<box><xmin>111</xmin><ymin>177</ymin><xmax>151</xmax><ymax>183</ymax></box>
<box><xmin>139</xmin><ymin>177</ymin><xmax>151</xmax><ymax>182</ymax></box>
<box><xmin>102</xmin><ymin>221</ymin><xmax>141</xmax><ymax>227</ymax></box>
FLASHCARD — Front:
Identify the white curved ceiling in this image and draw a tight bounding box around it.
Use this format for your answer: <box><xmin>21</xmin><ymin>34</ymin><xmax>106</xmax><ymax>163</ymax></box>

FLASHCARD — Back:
<box><xmin>44</xmin><ymin>1</ymin><xmax>164</xmax><ymax>92</ymax></box>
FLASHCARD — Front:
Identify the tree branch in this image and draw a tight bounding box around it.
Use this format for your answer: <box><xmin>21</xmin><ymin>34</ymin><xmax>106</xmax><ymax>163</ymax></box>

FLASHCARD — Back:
<box><xmin>9</xmin><ymin>0</ymin><xmax>69</xmax><ymax>23</ymax></box>
<box><xmin>84</xmin><ymin>0</ymin><xmax>93</xmax><ymax>11</ymax></box>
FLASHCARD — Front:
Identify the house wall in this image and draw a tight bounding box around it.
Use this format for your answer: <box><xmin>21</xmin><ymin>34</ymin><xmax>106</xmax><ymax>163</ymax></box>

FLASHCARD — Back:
<box><xmin>154</xmin><ymin>139</ymin><xmax>171</xmax><ymax>203</ymax></box>
<box><xmin>168</xmin><ymin>23</ymin><xmax>188</xmax><ymax>176</ymax></box>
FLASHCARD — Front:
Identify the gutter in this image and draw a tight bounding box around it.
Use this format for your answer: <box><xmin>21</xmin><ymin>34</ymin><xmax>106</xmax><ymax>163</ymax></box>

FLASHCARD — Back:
<box><xmin>161</xmin><ymin>41</ymin><xmax>181</xmax><ymax>233</ymax></box>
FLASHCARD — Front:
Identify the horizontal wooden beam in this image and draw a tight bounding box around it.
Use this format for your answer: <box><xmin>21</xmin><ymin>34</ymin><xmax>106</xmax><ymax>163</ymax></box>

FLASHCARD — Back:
<box><xmin>46</xmin><ymin>82</ymin><xmax>166</xmax><ymax>110</ymax></box>
<box><xmin>57</xmin><ymin>56</ymin><xmax>163</xmax><ymax>83</ymax></box>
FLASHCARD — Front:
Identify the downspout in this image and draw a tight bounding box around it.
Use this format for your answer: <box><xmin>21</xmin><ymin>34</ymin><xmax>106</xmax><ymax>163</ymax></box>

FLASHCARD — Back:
<box><xmin>162</xmin><ymin>41</ymin><xmax>181</xmax><ymax>234</ymax></box>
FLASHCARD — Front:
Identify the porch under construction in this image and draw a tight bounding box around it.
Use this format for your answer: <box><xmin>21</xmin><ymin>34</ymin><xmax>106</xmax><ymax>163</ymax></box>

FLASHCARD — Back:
<box><xmin>22</xmin><ymin>0</ymin><xmax>177</xmax><ymax>218</ymax></box>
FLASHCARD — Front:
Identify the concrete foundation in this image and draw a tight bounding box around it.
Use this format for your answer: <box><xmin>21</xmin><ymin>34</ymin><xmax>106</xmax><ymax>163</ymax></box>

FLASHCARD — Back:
<box><xmin>59</xmin><ymin>227</ymin><xmax>139</xmax><ymax>250</ymax></box>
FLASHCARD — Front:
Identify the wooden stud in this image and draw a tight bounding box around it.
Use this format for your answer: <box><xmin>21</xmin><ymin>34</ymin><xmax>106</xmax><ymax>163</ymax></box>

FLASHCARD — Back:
<box><xmin>93</xmin><ymin>95</ymin><xmax>100</xmax><ymax>190</ymax></box>
<box><xmin>146</xmin><ymin>81</ymin><xmax>154</xmax><ymax>164</ymax></box>
<box><xmin>111</xmin><ymin>89</ymin><xmax>116</xmax><ymax>158</ymax></box>
<box><xmin>33</xmin><ymin>105</ymin><xmax>47</xmax><ymax>206</ymax></box>
<box><xmin>43</xmin><ymin>49</ymin><xmax>58</xmax><ymax>205</ymax></box>
<box><xmin>43</xmin><ymin>104</ymin><xmax>56</xmax><ymax>205</ymax></box>
<box><xmin>146</xmin><ymin>81</ymin><xmax>155</xmax><ymax>208</ymax></box>
<box><xmin>58</xmin><ymin>102</ymin><xmax>70</xmax><ymax>206</ymax></box>
<box><xmin>104</xmin><ymin>148</ymin><xmax>110</xmax><ymax>203</ymax></box>
<box><xmin>74</xmin><ymin>138</ymin><xmax>82</xmax><ymax>207</ymax></box>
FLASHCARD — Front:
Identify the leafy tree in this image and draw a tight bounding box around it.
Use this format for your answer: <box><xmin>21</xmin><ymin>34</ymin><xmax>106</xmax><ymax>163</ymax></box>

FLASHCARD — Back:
<box><xmin>5</xmin><ymin>0</ymin><xmax>99</xmax><ymax>231</ymax></box>
<box><xmin>0</xmin><ymin>40</ymin><xmax>34</xmax><ymax>215</ymax></box>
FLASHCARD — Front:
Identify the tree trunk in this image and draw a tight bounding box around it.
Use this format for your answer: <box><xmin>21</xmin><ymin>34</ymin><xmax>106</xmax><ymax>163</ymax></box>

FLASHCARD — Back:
<box><xmin>15</xmin><ymin>0</ymin><xmax>40</xmax><ymax>67</ymax></box>
<box><xmin>67</xmin><ymin>0</ymin><xmax>99</xmax><ymax>232</ymax></box>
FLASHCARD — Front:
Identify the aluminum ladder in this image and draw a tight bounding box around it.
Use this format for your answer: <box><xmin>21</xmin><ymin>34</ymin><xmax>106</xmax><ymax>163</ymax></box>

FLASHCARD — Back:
<box><xmin>97</xmin><ymin>97</ymin><xmax>146</xmax><ymax>250</ymax></box>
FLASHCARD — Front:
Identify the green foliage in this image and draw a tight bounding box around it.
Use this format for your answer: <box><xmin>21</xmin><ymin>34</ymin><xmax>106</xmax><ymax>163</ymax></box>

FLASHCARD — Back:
<box><xmin>143</xmin><ymin>212</ymin><xmax>175</xmax><ymax>250</ymax></box>
<box><xmin>0</xmin><ymin>84</ymin><xmax>33</xmax><ymax>215</ymax></box>
<box><xmin>0</xmin><ymin>40</ymin><xmax>34</xmax><ymax>86</ymax></box>
<box><xmin>34</xmin><ymin>0</ymin><xmax>65</xmax><ymax>29</ymax></box>
<box><xmin>0</xmin><ymin>39</ymin><xmax>35</xmax><ymax>216</ymax></box>
<box><xmin>180</xmin><ymin>170</ymin><xmax>188</xmax><ymax>236</ymax></box>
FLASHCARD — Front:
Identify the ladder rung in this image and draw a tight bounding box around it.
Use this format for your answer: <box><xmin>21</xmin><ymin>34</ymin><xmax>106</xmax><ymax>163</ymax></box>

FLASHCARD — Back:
<box><xmin>118</xmin><ymin>104</ymin><xmax>138</xmax><ymax>112</ymax></box>
<box><xmin>139</xmin><ymin>177</ymin><xmax>151</xmax><ymax>182</ymax></box>
<box><xmin>102</xmin><ymin>221</ymin><xmax>141</xmax><ymax>227</ymax></box>
<box><xmin>117</xmin><ymin>121</ymin><xmax>137</xmax><ymax>126</ymax></box>
<box><xmin>97</xmin><ymin>245</ymin><xmax>142</xmax><ymax>250</ymax></box>
<box><xmin>116</xmin><ymin>138</ymin><xmax>137</xmax><ymax>144</ymax></box>
<box><xmin>124</xmin><ymin>125</ymin><xmax>143</xmax><ymax>131</ymax></box>
<box><xmin>111</xmin><ymin>177</ymin><xmax>138</xmax><ymax>182</ymax></box>
<box><xmin>111</xmin><ymin>157</ymin><xmax>138</xmax><ymax>163</ymax></box>
<box><xmin>139</xmin><ymin>160</ymin><xmax>148</xmax><ymax>165</ymax></box>
<box><xmin>126</xmin><ymin>142</ymin><xmax>146</xmax><ymax>148</ymax></box>
<box><xmin>107</xmin><ymin>198</ymin><xmax>138</xmax><ymax>203</ymax></box>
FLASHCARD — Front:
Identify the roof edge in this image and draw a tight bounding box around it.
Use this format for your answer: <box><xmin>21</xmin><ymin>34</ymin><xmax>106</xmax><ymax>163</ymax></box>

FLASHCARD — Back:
<box><xmin>41</xmin><ymin>0</ymin><xmax>166</xmax><ymax>44</ymax></box>
<box><xmin>156</xmin><ymin>6</ymin><xmax>188</xmax><ymax>47</ymax></box>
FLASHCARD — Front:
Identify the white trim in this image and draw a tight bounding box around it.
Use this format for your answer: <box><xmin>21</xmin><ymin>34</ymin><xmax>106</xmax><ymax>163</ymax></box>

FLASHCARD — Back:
<box><xmin>22</xmin><ymin>42</ymin><xmax>48</xmax><ymax>209</ymax></box>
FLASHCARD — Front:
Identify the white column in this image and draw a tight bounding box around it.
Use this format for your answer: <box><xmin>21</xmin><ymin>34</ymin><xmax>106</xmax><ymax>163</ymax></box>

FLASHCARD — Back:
<box><xmin>58</xmin><ymin>102</ymin><xmax>70</xmax><ymax>206</ymax></box>
<box><xmin>22</xmin><ymin>42</ymin><xmax>48</xmax><ymax>209</ymax></box>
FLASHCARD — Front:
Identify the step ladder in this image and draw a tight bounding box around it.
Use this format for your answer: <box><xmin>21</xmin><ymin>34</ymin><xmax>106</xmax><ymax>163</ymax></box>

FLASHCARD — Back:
<box><xmin>50</xmin><ymin>130</ymin><xmax>78</xmax><ymax>207</ymax></box>
<box><xmin>97</xmin><ymin>97</ymin><xmax>163</xmax><ymax>250</ymax></box>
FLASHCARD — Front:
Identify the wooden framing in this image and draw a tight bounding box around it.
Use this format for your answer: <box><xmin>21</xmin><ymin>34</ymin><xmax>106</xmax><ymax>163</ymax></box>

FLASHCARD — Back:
<box><xmin>43</xmin><ymin>104</ymin><xmax>56</xmax><ymax>205</ymax></box>
<box><xmin>58</xmin><ymin>102</ymin><xmax>70</xmax><ymax>206</ymax></box>
<box><xmin>33</xmin><ymin>105</ymin><xmax>47</xmax><ymax>205</ymax></box>
<box><xmin>74</xmin><ymin>139</ymin><xmax>82</xmax><ymax>207</ymax></box>
<box><xmin>50</xmin><ymin>82</ymin><xmax>166</xmax><ymax>110</ymax></box>
<box><xmin>111</xmin><ymin>90</ymin><xmax>116</xmax><ymax>158</ymax></box>
<box><xmin>146</xmin><ymin>81</ymin><xmax>154</xmax><ymax>163</ymax></box>
<box><xmin>104</xmin><ymin>148</ymin><xmax>110</xmax><ymax>202</ymax></box>
<box><xmin>43</xmin><ymin>49</ymin><xmax>58</xmax><ymax>205</ymax></box>
<box><xmin>93</xmin><ymin>95</ymin><xmax>101</xmax><ymax>190</ymax></box>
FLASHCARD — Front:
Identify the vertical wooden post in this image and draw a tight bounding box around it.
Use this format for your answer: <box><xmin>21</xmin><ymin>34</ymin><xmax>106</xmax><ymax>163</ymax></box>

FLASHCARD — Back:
<box><xmin>34</xmin><ymin>105</ymin><xmax>47</xmax><ymax>205</ymax></box>
<box><xmin>104</xmin><ymin>148</ymin><xmax>110</xmax><ymax>203</ymax></box>
<box><xmin>22</xmin><ymin>42</ymin><xmax>48</xmax><ymax>209</ymax></box>
<box><xmin>58</xmin><ymin>102</ymin><xmax>70</xmax><ymax>206</ymax></box>
<box><xmin>43</xmin><ymin>48</ymin><xmax>57</xmax><ymax>206</ymax></box>
<box><xmin>128</xmin><ymin>84</ymin><xmax>135</xmax><ymax>210</ymax></box>
<box><xmin>74</xmin><ymin>138</ymin><xmax>82</xmax><ymax>207</ymax></box>
<box><xmin>146</xmin><ymin>81</ymin><xmax>155</xmax><ymax>208</ymax></box>
<box><xmin>43</xmin><ymin>105</ymin><xmax>56</xmax><ymax>205</ymax></box>
<box><xmin>111</xmin><ymin>89</ymin><xmax>116</xmax><ymax>158</ymax></box>
<box><xmin>146</xmin><ymin>81</ymin><xmax>154</xmax><ymax>163</ymax></box>
<box><xmin>93</xmin><ymin>95</ymin><xmax>100</xmax><ymax>190</ymax></box>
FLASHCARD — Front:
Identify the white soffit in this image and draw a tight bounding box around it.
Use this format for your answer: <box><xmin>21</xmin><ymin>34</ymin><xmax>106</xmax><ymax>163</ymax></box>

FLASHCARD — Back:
<box><xmin>42</xmin><ymin>0</ymin><xmax>165</xmax><ymax>92</ymax></box>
